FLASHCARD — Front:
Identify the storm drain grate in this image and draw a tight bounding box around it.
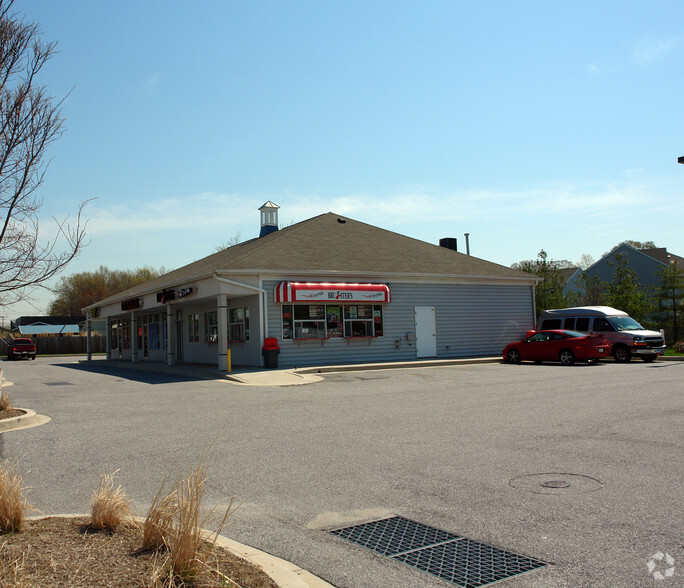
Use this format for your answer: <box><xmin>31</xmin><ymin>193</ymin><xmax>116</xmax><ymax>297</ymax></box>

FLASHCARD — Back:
<box><xmin>43</xmin><ymin>382</ymin><xmax>74</xmax><ymax>386</ymax></box>
<box><xmin>330</xmin><ymin>515</ymin><xmax>462</xmax><ymax>556</ymax></box>
<box><xmin>330</xmin><ymin>516</ymin><xmax>548</xmax><ymax>587</ymax></box>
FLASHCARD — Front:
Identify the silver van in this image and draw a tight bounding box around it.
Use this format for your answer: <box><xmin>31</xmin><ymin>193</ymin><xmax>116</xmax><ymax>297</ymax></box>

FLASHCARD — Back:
<box><xmin>537</xmin><ymin>306</ymin><xmax>666</xmax><ymax>362</ymax></box>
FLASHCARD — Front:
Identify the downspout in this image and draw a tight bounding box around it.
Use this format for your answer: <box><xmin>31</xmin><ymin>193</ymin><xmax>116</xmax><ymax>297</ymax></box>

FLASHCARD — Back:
<box><xmin>212</xmin><ymin>274</ymin><xmax>269</xmax><ymax>345</ymax></box>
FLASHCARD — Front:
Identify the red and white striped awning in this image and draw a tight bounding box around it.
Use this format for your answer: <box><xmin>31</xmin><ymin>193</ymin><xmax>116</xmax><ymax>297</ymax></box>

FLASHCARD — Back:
<box><xmin>274</xmin><ymin>282</ymin><xmax>391</xmax><ymax>303</ymax></box>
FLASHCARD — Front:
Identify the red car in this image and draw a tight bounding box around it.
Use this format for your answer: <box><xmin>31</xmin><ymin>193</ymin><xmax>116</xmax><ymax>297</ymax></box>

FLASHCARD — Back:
<box><xmin>502</xmin><ymin>330</ymin><xmax>610</xmax><ymax>366</ymax></box>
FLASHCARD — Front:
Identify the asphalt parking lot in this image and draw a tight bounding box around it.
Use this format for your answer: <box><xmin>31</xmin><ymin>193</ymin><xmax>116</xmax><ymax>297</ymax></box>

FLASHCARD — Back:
<box><xmin>1</xmin><ymin>356</ymin><xmax>682</xmax><ymax>587</ymax></box>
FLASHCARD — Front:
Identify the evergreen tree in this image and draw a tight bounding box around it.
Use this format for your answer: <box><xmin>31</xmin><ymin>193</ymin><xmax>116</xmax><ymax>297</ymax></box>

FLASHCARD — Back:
<box><xmin>517</xmin><ymin>250</ymin><xmax>570</xmax><ymax>318</ymax></box>
<box><xmin>604</xmin><ymin>253</ymin><xmax>655</xmax><ymax>323</ymax></box>
<box><xmin>655</xmin><ymin>260</ymin><xmax>684</xmax><ymax>343</ymax></box>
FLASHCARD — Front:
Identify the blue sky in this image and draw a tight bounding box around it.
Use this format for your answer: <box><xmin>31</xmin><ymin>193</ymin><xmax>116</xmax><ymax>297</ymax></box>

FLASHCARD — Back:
<box><xmin>6</xmin><ymin>0</ymin><xmax>684</xmax><ymax>320</ymax></box>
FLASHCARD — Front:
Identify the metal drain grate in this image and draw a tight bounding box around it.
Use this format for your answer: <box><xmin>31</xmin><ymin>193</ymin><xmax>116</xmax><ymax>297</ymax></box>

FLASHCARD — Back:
<box><xmin>330</xmin><ymin>515</ymin><xmax>462</xmax><ymax>556</ymax></box>
<box><xmin>43</xmin><ymin>382</ymin><xmax>74</xmax><ymax>386</ymax></box>
<box><xmin>330</xmin><ymin>516</ymin><xmax>548</xmax><ymax>587</ymax></box>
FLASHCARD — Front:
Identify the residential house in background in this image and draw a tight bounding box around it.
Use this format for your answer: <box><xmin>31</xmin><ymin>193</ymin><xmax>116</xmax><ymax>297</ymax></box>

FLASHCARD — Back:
<box><xmin>565</xmin><ymin>243</ymin><xmax>684</xmax><ymax>295</ymax></box>
<box><xmin>12</xmin><ymin>316</ymin><xmax>85</xmax><ymax>335</ymax></box>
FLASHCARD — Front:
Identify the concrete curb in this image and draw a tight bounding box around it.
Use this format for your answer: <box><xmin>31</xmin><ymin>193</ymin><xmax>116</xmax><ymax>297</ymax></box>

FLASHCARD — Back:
<box><xmin>25</xmin><ymin>514</ymin><xmax>333</xmax><ymax>588</ymax></box>
<box><xmin>295</xmin><ymin>356</ymin><xmax>500</xmax><ymax>374</ymax></box>
<box><xmin>0</xmin><ymin>407</ymin><xmax>51</xmax><ymax>432</ymax></box>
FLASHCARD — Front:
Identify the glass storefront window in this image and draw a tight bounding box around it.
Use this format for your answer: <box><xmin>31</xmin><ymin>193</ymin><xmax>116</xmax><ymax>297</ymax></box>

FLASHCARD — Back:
<box><xmin>204</xmin><ymin>311</ymin><xmax>218</xmax><ymax>342</ymax></box>
<box><xmin>282</xmin><ymin>304</ymin><xmax>383</xmax><ymax>340</ymax></box>
<box><xmin>188</xmin><ymin>313</ymin><xmax>200</xmax><ymax>343</ymax></box>
<box><xmin>229</xmin><ymin>307</ymin><xmax>249</xmax><ymax>341</ymax></box>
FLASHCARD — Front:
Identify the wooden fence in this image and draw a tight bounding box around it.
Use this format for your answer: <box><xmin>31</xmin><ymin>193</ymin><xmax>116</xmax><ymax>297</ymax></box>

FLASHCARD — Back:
<box><xmin>0</xmin><ymin>336</ymin><xmax>106</xmax><ymax>356</ymax></box>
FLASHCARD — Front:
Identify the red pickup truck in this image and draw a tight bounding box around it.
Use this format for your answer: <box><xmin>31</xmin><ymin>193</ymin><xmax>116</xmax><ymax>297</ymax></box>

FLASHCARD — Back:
<box><xmin>7</xmin><ymin>338</ymin><xmax>36</xmax><ymax>360</ymax></box>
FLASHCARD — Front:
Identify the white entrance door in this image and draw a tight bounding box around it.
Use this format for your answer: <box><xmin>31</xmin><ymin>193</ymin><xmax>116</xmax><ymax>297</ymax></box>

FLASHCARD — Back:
<box><xmin>415</xmin><ymin>306</ymin><xmax>437</xmax><ymax>358</ymax></box>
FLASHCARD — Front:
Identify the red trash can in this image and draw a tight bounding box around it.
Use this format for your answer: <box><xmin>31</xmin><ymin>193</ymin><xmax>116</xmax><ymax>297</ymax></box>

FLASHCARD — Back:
<box><xmin>262</xmin><ymin>337</ymin><xmax>280</xmax><ymax>369</ymax></box>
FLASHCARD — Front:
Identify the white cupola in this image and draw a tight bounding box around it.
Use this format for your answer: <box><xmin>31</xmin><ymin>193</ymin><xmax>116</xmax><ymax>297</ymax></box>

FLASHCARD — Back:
<box><xmin>259</xmin><ymin>201</ymin><xmax>280</xmax><ymax>237</ymax></box>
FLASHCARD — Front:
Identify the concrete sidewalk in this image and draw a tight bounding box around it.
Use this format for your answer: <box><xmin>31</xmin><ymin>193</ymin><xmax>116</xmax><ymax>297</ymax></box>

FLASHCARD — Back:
<box><xmin>95</xmin><ymin>356</ymin><xmax>502</xmax><ymax>386</ymax></box>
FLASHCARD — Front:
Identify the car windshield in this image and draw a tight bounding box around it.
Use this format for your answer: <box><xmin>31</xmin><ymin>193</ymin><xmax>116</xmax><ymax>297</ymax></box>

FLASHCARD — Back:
<box><xmin>610</xmin><ymin>317</ymin><xmax>645</xmax><ymax>331</ymax></box>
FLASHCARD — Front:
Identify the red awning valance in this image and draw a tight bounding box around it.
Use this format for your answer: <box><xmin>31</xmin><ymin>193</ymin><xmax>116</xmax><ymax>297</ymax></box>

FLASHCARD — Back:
<box><xmin>274</xmin><ymin>282</ymin><xmax>390</xmax><ymax>303</ymax></box>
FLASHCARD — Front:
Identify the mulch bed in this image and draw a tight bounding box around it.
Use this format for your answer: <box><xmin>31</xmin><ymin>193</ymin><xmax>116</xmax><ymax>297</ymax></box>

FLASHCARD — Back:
<box><xmin>0</xmin><ymin>408</ymin><xmax>25</xmax><ymax>420</ymax></box>
<box><xmin>0</xmin><ymin>517</ymin><xmax>279</xmax><ymax>587</ymax></box>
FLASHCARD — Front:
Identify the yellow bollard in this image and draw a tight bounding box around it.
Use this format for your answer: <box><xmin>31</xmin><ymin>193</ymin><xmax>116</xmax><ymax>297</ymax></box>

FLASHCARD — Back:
<box><xmin>227</xmin><ymin>349</ymin><xmax>231</xmax><ymax>373</ymax></box>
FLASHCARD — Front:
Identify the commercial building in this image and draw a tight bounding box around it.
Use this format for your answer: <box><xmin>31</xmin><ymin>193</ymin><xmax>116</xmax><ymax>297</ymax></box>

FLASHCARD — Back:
<box><xmin>84</xmin><ymin>203</ymin><xmax>537</xmax><ymax>369</ymax></box>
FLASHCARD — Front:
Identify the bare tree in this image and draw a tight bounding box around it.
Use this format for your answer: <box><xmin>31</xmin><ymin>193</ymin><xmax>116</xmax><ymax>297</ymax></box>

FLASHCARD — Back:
<box><xmin>213</xmin><ymin>231</ymin><xmax>242</xmax><ymax>252</ymax></box>
<box><xmin>0</xmin><ymin>0</ymin><xmax>88</xmax><ymax>307</ymax></box>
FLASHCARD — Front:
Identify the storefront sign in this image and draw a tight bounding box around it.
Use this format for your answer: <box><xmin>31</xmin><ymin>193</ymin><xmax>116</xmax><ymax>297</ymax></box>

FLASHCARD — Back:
<box><xmin>274</xmin><ymin>282</ymin><xmax>391</xmax><ymax>303</ymax></box>
<box><xmin>157</xmin><ymin>287</ymin><xmax>194</xmax><ymax>303</ymax></box>
<box><xmin>121</xmin><ymin>298</ymin><xmax>141</xmax><ymax>311</ymax></box>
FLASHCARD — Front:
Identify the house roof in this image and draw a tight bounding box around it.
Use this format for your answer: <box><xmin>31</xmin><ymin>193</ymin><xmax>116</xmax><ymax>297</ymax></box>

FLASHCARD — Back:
<box><xmin>640</xmin><ymin>248</ymin><xmax>684</xmax><ymax>266</ymax></box>
<box><xmin>17</xmin><ymin>323</ymin><xmax>81</xmax><ymax>335</ymax></box>
<box><xmin>14</xmin><ymin>315</ymin><xmax>85</xmax><ymax>326</ymax></box>
<box><xmin>86</xmin><ymin>212</ymin><xmax>536</xmax><ymax>309</ymax></box>
<box><xmin>558</xmin><ymin>267</ymin><xmax>580</xmax><ymax>283</ymax></box>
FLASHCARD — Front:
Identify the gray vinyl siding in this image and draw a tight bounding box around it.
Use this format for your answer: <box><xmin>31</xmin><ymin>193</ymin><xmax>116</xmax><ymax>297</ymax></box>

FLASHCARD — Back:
<box><xmin>264</xmin><ymin>280</ymin><xmax>534</xmax><ymax>368</ymax></box>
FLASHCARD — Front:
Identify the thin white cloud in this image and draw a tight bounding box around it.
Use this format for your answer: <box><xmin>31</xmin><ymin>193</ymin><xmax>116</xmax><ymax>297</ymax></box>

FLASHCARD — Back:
<box><xmin>144</xmin><ymin>73</ymin><xmax>161</xmax><ymax>90</ymax></box>
<box><xmin>48</xmin><ymin>180</ymin><xmax>680</xmax><ymax>276</ymax></box>
<box><xmin>74</xmin><ymin>180</ymin><xmax>666</xmax><ymax>244</ymax></box>
<box><xmin>633</xmin><ymin>35</ymin><xmax>678</xmax><ymax>65</ymax></box>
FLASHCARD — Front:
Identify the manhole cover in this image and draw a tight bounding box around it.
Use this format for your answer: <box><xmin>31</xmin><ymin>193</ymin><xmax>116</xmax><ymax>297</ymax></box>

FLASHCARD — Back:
<box><xmin>330</xmin><ymin>516</ymin><xmax>548</xmax><ymax>587</ymax></box>
<box><xmin>509</xmin><ymin>473</ymin><xmax>603</xmax><ymax>494</ymax></box>
<box><xmin>540</xmin><ymin>480</ymin><xmax>570</xmax><ymax>489</ymax></box>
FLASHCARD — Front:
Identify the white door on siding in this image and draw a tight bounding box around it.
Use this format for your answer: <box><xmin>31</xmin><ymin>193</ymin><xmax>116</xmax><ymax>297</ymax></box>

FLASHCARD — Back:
<box><xmin>415</xmin><ymin>306</ymin><xmax>437</xmax><ymax>357</ymax></box>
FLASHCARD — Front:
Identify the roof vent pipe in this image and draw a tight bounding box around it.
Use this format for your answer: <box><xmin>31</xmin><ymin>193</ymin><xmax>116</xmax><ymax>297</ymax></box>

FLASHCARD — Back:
<box><xmin>439</xmin><ymin>238</ymin><xmax>458</xmax><ymax>251</ymax></box>
<box><xmin>464</xmin><ymin>233</ymin><xmax>470</xmax><ymax>255</ymax></box>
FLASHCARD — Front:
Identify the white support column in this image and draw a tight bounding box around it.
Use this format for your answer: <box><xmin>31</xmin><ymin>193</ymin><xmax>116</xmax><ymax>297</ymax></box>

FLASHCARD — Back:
<box><xmin>131</xmin><ymin>312</ymin><xmax>137</xmax><ymax>363</ymax></box>
<box><xmin>260</xmin><ymin>289</ymin><xmax>268</xmax><ymax>346</ymax></box>
<box><xmin>105</xmin><ymin>317</ymin><xmax>111</xmax><ymax>360</ymax></box>
<box><xmin>86</xmin><ymin>315</ymin><xmax>92</xmax><ymax>361</ymax></box>
<box><xmin>166</xmin><ymin>305</ymin><xmax>175</xmax><ymax>365</ymax></box>
<box><xmin>217</xmin><ymin>294</ymin><xmax>228</xmax><ymax>371</ymax></box>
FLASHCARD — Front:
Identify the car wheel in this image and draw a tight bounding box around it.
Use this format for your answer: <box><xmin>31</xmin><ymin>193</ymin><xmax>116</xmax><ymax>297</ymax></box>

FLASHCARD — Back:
<box><xmin>641</xmin><ymin>355</ymin><xmax>656</xmax><ymax>363</ymax></box>
<box><xmin>506</xmin><ymin>349</ymin><xmax>521</xmax><ymax>364</ymax></box>
<box><xmin>613</xmin><ymin>345</ymin><xmax>631</xmax><ymax>363</ymax></box>
<box><xmin>559</xmin><ymin>349</ymin><xmax>575</xmax><ymax>366</ymax></box>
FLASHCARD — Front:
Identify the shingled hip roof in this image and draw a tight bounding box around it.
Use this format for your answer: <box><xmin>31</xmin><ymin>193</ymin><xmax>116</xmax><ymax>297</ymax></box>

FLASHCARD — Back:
<box><xmin>84</xmin><ymin>212</ymin><xmax>536</xmax><ymax>310</ymax></box>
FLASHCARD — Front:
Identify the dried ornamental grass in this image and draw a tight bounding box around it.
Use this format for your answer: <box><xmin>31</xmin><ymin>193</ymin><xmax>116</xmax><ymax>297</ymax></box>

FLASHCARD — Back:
<box><xmin>89</xmin><ymin>470</ymin><xmax>132</xmax><ymax>531</ymax></box>
<box><xmin>0</xmin><ymin>390</ymin><xmax>11</xmax><ymax>412</ymax></box>
<box><xmin>143</xmin><ymin>482</ymin><xmax>178</xmax><ymax>551</ymax></box>
<box><xmin>145</xmin><ymin>462</ymin><xmax>236</xmax><ymax>586</ymax></box>
<box><xmin>0</xmin><ymin>461</ymin><xmax>30</xmax><ymax>533</ymax></box>
<box><xmin>167</xmin><ymin>463</ymin><xmax>207</xmax><ymax>581</ymax></box>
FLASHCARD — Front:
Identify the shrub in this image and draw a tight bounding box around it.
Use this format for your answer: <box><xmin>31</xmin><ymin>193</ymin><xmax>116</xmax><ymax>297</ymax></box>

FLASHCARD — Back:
<box><xmin>89</xmin><ymin>471</ymin><xmax>132</xmax><ymax>531</ymax></box>
<box><xmin>0</xmin><ymin>461</ymin><xmax>30</xmax><ymax>533</ymax></box>
<box><xmin>673</xmin><ymin>340</ymin><xmax>684</xmax><ymax>354</ymax></box>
